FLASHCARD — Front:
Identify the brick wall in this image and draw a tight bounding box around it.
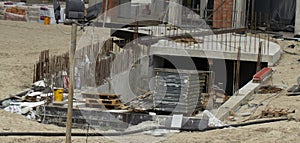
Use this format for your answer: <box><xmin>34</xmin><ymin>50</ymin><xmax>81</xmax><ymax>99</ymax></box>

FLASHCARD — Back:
<box><xmin>213</xmin><ymin>0</ymin><xmax>233</xmax><ymax>28</ymax></box>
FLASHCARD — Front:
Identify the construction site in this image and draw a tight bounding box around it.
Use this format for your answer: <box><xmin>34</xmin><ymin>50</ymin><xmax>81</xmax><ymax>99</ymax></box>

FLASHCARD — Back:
<box><xmin>0</xmin><ymin>0</ymin><xmax>300</xmax><ymax>143</ymax></box>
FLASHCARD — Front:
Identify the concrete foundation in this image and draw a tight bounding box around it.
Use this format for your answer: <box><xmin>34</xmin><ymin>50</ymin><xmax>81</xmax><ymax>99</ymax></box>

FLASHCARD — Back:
<box><xmin>150</xmin><ymin>34</ymin><xmax>281</xmax><ymax>66</ymax></box>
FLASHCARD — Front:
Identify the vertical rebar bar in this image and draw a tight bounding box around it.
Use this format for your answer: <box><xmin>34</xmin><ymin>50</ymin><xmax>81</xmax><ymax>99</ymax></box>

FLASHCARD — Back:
<box><xmin>234</xmin><ymin>46</ymin><xmax>241</xmax><ymax>94</ymax></box>
<box><xmin>256</xmin><ymin>42</ymin><xmax>263</xmax><ymax>72</ymax></box>
<box><xmin>254</xmin><ymin>12</ymin><xmax>257</xmax><ymax>53</ymax></box>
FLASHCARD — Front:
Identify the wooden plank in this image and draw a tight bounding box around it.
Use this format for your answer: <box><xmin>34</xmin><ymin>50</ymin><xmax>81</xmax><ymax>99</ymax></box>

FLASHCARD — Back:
<box><xmin>85</xmin><ymin>103</ymin><xmax>121</xmax><ymax>109</ymax></box>
<box><xmin>82</xmin><ymin>93</ymin><xmax>120</xmax><ymax>98</ymax></box>
<box><xmin>86</xmin><ymin>98</ymin><xmax>122</xmax><ymax>105</ymax></box>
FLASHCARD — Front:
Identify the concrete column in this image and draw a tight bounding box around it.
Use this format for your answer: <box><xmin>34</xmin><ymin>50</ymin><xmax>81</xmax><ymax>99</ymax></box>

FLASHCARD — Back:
<box><xmin>233</xmin><ymin>0</ymin><xmax>247</xmax><ymax>28</ymax></box>
<box><xmin>168</xmin><ymin>0</ymin><xmax>182</xmax><ymax>26</ymax></box>
<box><xmin>295</xmin><ymin>0</ymin><xmax>300</xmax><ymax>36</ymax></box>
<box><xmin>199</xmin><ymin>0</ymin><xmax>208</xmax><ymax>18</ymax></box>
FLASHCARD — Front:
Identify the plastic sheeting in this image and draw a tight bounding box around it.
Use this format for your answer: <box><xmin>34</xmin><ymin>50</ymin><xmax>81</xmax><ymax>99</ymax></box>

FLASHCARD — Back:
<box><xmin>255</xmin><ymin>0</ymin><xmax>296</xmax><ymax>31</ymax></box>
<box><xmin>270</xmin><ymin>0</ymin><xmax>296</xmax><ymax>31</ymax></box>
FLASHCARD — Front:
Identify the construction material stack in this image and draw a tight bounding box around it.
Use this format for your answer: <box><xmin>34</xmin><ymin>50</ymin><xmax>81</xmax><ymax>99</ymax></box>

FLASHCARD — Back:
<box><xmin>4</xmin><ymin>6</ymin><xmax>27</xmax><ymax>21</ymax></box>
<box><xmin>153</xmin><ymin>68</ymin><xmax>213</xmax><ymax>115</ymax></box>
<box><xmin>83</xmin><ymin>93</ymin><xmax>125</xmax><ymax>110</ymax></box>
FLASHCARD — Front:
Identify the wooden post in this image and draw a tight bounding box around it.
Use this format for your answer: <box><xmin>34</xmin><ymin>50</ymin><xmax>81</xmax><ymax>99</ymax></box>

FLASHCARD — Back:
<box><xmin>234</xmin><ymin>46</ymin><xmax>241</xmax><ymax>94</ymax></box>
<box><xmin>66</xmin><ymin>22</ymin><xmax>77</xmax><ymax>143</ymax></box>
<box><xmin>251</xmin><ymin>0</ymin><xmax>255</xmax><ymax>31</ymax></box>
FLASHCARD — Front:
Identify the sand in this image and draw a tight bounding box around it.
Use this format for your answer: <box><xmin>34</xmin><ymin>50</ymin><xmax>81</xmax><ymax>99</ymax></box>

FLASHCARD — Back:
<box><xmin>0</xmin><ymin>20</ymin><xmax>72</xmax><ymax>99</ymax></box>
<box><xmin>0</xmin><ymin>20</ymin><xmax>300</xmax><ymax>143</ymax></box>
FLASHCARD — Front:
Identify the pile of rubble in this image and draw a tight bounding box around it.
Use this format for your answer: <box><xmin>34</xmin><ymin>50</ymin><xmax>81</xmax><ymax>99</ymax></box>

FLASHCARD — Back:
<box><xmin>0</xmin><ymin>80</ymin><xmax>66</xmax><ymax>121</ymax></box>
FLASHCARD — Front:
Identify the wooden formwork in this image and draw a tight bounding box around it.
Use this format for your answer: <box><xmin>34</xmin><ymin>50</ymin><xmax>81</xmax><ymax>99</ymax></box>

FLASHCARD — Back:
<box><xmin>33</xmin><ymin>37</ymin><xmax>148</xmax><ymax>89</ymax></box>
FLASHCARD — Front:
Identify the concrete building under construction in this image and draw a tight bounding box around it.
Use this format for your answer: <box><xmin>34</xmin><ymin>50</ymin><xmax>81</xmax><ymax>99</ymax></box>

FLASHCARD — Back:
<box><xmin>2</xmin><ymin>0</ymin><xmax>284</xmax><ymax>131</ymax></box>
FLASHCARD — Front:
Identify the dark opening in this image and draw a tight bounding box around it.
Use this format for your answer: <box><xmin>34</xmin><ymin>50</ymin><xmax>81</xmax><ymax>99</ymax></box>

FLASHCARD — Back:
<box><xmin>153</xmin><ymin>55</ymin><xmax>268</xmax><ymax>95</ymax></box>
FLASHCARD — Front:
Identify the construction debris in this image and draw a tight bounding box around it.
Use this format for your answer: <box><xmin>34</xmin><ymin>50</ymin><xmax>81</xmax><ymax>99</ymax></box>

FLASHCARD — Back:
<box><xmin>83</xmin><ymin>92</ymin><xmax>127</xmax><ymax>110</ymax></box>
<box><xmin>257</xmin><ymin>86</ymin><xmax>283</xmax><ymax>94</ymax></box>
<box><xmin>286</xmin><ymin>85</ymin><xmax>300</xmax><ymax>96</ymax></box>
<box><xmin>259</xmin><ymin>108</ymin><xmax>295</xmax><ymax>119</ymax></box>
<box><xmin>253</xmin><ymin>68</ymin><xmax>273</xmax><ymax>83</ymax></box>
<box><xmin>202</xmin><ymin>110</ymin><xmax>225</xmax><ymax>127</ymax></box>
<box><xmin>0</xmin><ymin>79</ymin><xmax>59</xmax><ymax>120</ymax></box>
<box><xmin>212</xmin><ymin>86</ymin><xmax>230</xmax><ymax>108</ymax></box>
<box><xmin>286</xmin><ymin>77</ymin><xmax>300</xmax><ymax>96</ymax></box>
<box><xmin>125</xmin><ymin>91</ymin><xmax>153</xmax><ymax>112</ymax></box>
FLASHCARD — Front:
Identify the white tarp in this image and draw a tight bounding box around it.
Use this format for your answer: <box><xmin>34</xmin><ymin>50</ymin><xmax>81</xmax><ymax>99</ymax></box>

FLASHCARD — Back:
<box><xmin>4</xmin><ymin>105</ymin><xmax>22</xmax><ymax>114</ymax></box>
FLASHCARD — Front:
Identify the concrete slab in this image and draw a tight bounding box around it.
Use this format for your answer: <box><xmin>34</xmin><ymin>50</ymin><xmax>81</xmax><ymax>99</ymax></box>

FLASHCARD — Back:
<box><xmin>150</xmin><ymin>34</ymin><xmax>281</xmax><ymax>66</ymax></box>
<box><xmin>238</xmin><ymin>82</ymin><xmax>260</xmax><ymax>96</ymax></box>
<box><xmin>215</xmin><ymin>80</ymin><xmax>260</xmax><ymax>121</ymax></box>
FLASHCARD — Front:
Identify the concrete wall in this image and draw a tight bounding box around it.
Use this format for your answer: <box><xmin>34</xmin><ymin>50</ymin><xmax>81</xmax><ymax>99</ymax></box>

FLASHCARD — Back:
<box><xmin>295</xmin><ymin>0</ymin><xmax>300</xmax><ymax>36</ymax></box>
<box><xmin>85</xmin><ymin>59</ymin><xmax>150</xmax><ymax>102</ymax></box>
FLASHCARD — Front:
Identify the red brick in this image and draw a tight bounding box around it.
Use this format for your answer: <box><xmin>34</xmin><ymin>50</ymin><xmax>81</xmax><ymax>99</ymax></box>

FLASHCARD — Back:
<box><xmin>213</xmin><ymin>0</ymin><xmax>233</xmax><ymax>28</ymax></box>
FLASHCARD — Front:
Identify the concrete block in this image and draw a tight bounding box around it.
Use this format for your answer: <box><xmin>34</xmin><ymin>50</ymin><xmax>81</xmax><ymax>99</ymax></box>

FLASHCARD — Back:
<box><xmin>216</xmin><ymin>80</ymin><xmax>260</xmax><ymax>120</ymax></box>
<box><xmin>171</xmin><ymin>114</ymin><xmax>183</xmax><ymax>128</ymax></box>
<box><xmin>237</xmin><ymin>81</ymin><xmax>260</xmax><ymax>96</ymax></box>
